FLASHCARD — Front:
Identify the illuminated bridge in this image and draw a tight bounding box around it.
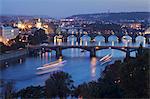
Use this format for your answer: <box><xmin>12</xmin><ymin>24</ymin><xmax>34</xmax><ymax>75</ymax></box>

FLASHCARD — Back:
<box><xmin>48</xmin><ymin>27</ymin><xmax>150</xmax><ymax>43</ymax></box>
<box><xmin>27</xmin><ymin>44</ymin><xmax>150</xmax><ymax>58</ymax></box>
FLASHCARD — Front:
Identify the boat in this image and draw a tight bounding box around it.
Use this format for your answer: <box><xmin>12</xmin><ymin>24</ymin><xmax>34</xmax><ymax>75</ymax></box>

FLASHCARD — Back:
<box><xmin>99</xmin><ymin>54</ymin><xmax>111</xmax><ymax>62</ymax></box>
<box><xmin>43</xmin><ymin>60</ymin><xmax>60</xmax><ymax>67</ymax></box>
<box><xmin>99</xmin><ymin>54</ymin><xmax>112</xmax><ymax>65</ymax></box>
<box><xmin>36</xmin><ymin>68</ymin><xmax>60</xmax><ymax>75</ymax></box>
<box><xmin>37</xmin><ymin>60</ymin><xmax>67</xmax><ymax>70</ymax></box>
<box><xmin>102</xmin><ymin>55</ymin><xmax>112</xmax><ymax>62</ymax></box>
<box><xmin>100</xmin><ymin>59</ymin><xmax>111</xmax><ymax>65</ymax></box>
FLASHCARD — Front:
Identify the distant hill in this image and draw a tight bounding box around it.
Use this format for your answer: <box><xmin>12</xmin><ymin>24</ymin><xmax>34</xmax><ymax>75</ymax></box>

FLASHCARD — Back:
<box><xmin>67</xmin><ymin>12</ymin><xmax>150</xmax><ymax>22</ymax></box>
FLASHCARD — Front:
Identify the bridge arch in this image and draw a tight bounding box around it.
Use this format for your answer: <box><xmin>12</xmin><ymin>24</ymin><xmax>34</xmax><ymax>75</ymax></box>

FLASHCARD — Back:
<box><xmin>96</xmin><ymin>47</ymin><xmax>127</xmax><ymax>52</ymax></box>
<box><xmin>95</xmin><ymin>35</ymin><xmax>105</xmax><ymax>42</ymax></box>
<box><xmin>54</xmin><ymin>35</ymin><xmax>63</xmax><ymax>44</ymax></box>
<box><xmin>81</xmin><ymin>35</ymin><xmax>91</xmax><ymax>42</ymax></box>
<box><xmin>108</xmin><ymin>35</ymin><xmax>119</xmax><ymax>42</ymax></box>
<box><xmin>62</xmin><ymin>48</ymin><xmax>90</xmax><ymax>57</ymax></box>
<box><xmin>67</xmin><ymin>35</ymin><xmax>77</xmax><ymax>42</ymax></box>
<box><xmin>122</xmin><ymin>35</ymin><xmax>132</xmax><ymax>42</ymax></box>
<box><xmin>135</xmin><ymin>36</ymin><xmax>146</xmax><ymax>42</ymax></box>
<box><xmin>62</xmin><ymin>47</ymin><xmax>89</xmax><ymax>51</ymax></box>
<box><xmin>96</xmin><ymin>48</ymin><xmax>126</xmax><ymax>57</ymax></box>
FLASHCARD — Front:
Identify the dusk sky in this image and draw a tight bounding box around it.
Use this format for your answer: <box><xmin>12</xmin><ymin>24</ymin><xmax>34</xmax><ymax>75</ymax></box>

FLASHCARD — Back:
<box><xmin>1</xmin><ymin>0</ymin><xmax>150</xmax><ymax>18</ymax></box>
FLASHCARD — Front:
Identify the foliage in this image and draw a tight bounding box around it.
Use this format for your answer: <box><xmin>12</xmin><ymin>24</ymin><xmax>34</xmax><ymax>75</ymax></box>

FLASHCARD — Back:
<box><xmin>45</xmin><ymin>71</ymin><xmax>74</xmax><ymax>98</ymax></box>
<box><xmin>0</xmin><ymin>42</ymin><xmax>8</xmax><ymax>53</ymax></box>
<box><xmin>15</xmin><ymin>86</ymin><xmax>45</xmax><ymax>98</ymax></box>
<box><xmin>119</xmin><ymin>50</ymin><xmax>150</xmax><ymax>98</ymax></box>
<box><xmin>73</xmin><ymin>48</ymin><xmax>149</xmax><ymax>98</ymax></box>
<box><xmin>28</xmin><ymin>28</ymin><xmax>48</xmax><ymax>45</ymax></box>
<box><xmin>0</xmin><ymin>80</ymin><xmax>16</xmax><ymax>99</ymax></box>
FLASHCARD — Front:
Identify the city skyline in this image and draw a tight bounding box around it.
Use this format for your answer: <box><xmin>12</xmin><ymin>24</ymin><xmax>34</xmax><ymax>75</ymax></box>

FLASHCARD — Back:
<box><xmin>1</xmin><ymin>0</ymin><xmax>150</xmax><ymax>18</ymax></box>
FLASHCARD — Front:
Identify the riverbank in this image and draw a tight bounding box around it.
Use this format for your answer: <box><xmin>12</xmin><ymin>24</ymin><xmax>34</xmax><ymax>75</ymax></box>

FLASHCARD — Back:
<box><xmin>0</xmin><ymin>49</ymin><xmax>28</xmax><ymax>68</ymax></box>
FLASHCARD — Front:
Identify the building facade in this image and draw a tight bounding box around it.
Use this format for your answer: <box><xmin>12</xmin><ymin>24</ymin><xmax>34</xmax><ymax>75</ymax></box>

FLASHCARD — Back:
<box><xmin>0</xmin><ymin>26</ymin><xmax>19</xmax><ymax>40</ymax></box>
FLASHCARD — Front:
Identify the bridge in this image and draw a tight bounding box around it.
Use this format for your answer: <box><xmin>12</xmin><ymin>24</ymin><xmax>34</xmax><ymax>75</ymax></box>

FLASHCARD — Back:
<box><xmin>49</xmin><ymin>27</ymin><xmax>150</xmax><ymax>43</ymax></box>
<box><xmin>27</xmin><ymin>44</ymin><xmax>150</xmax><ymax>58</ymax></box>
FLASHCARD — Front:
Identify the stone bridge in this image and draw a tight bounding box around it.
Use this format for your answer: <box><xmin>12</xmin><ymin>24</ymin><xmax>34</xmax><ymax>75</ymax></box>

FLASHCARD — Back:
<box><xmin>27</xmin><ymin>44</ymin><xmax>149</xmax><ymax>58</ymax></box>
<box><xmin>49</xmin><ymin>28</ymin><xmax>150</xmax><ymax>43</ymax></box>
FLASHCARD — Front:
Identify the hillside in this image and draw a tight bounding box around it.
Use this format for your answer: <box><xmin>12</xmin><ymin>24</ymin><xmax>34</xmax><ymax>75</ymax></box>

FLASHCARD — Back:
<box><xmin>68</xmin><ymin>12</ymin><xmax>150</xmax><ymax>21</ymax></box>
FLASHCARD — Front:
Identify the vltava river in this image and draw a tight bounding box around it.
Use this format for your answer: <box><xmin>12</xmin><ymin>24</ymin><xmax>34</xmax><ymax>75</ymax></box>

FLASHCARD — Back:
<box><xmin>0</xmin><ymin>36</ymin><xmax>149</xmax><ymax>90</ymax></box>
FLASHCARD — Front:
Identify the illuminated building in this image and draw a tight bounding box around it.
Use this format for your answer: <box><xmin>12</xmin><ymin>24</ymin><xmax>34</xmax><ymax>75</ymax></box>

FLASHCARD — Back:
<box><xmin>17</xmin><ymin>21</ymin><xmax>25</xmax><ymax>30</ymax></box>
<box><xmin>36</xmin><ymin>18</ymin><xmax>42</xmax><ymax>29</ymax></box>
<box><xmin>0</xmin><ymin>26</ymin><xmax>19</xmax><ymax>40</ymax></box>
<box><xmin>130</xmin><ymin>23</ymin><xmax>141</xmax><ymax>30</ymax></box>
<box><xmin>145</xmin><ymin>27</ymin><xmax>150</xmax><ymax>34</ymax></box>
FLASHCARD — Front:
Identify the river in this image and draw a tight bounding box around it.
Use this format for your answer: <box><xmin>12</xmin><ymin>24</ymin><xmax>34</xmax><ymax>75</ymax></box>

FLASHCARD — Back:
<box><xmin>0</xmin><ymin>36</ymin><xmax>149</xmax><ymax>90</ymax></box>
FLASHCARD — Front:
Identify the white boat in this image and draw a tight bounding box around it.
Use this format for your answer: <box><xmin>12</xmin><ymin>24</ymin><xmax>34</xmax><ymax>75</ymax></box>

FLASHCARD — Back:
<box><xmin>103</xmin><ymin>55</ymin><xmax>112</xmax><ymax>61</ymax></box>
<box><xmin>37</xmin><ymin>60</ymin><xmax>67</xmax><ymax>70</ymax></box>
<box><xmin>36</xmin><ymin>68</ymin><xmax>60</xmax><ymax>75</ymax></box>
<box><xmin>101</xmin><ymin>58</ymin><xmax>112</xmax><ymax>65</ymax></box>
<box><xmin>99</xmin><ymin>54</ymin><xmax>112</xmax><ymax>65</ymax></box>
<box><xmin>43</xmin><ymin>60</ymin><xmax>60</xmax><ymax>67</ymax></box>
<box><xmin>99</xmin><ymin>54</ymin><xmax>111</xmax><ymax>62</ymax></box>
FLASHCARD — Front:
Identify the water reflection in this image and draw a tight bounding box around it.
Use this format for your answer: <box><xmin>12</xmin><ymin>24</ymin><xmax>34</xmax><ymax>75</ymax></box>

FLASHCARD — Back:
<box><xmin>108</xmin><ymin>35</ymin><xmax>118</xmax><ymax>42</ymax></box>
<box><xmin>90</xmin><ymin>57</ymin><xmax>97</xmax><ymax>79</ymax></box>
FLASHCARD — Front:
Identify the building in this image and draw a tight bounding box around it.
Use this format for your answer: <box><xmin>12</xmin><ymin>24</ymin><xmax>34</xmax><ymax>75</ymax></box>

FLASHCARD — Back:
<box><xmin>145</xmin><ymin>27</ymin><xmax>150</xmax><ymax>34</ymax></box>
<box><xmin>36</xmin><ymin>18</ymin><xmax>42</xmax><ymax>29</ymax></box>
<box><xmin>0</xmin><ymin>26</ymin><xmax>19</xmax><ymax>40</ymax></box>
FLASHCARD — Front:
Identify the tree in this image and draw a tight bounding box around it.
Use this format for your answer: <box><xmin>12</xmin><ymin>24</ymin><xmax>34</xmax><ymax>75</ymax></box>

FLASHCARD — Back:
<box><xmin>28</xmin><ymin>29</ymin><xmax>48</xmax><ymax>45</ymax></box>
<box><xmin>119</xmin><ymin>50</ymin><xmax>149</xmax><ymax>98</ymax></box>
<box><xmin>103</xmin><ymin>48</ymin><xmax>150</xmax><ymax>98</ymax></box>
<box><xmin>45</xmin><ymin>71</ymin><xmax>74</xmax><ymax>98</ymax></box>
<box><xmin>0</xmin><ymin>42</ymin><xmax>7</xmax><ymax>53</ymax></box>
<box><xmin>1</xmin><ymin>80</ymin><xmax>16</xmax><ymax>99</ymax></box>
<box><xmin>74</xmin><ymin>79</ymin><xmax>122</xmax><ymax>98</ymax></box>
<box><xmin>15</xmin><ymin>86</ymin><xmax>44</xmax><ymax>98</ymax></box>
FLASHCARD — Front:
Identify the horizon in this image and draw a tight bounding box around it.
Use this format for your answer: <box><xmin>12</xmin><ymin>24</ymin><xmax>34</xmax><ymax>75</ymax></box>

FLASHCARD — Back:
<box><xmin>1</xmin><ymin>11</ymin><xmax>150</xmax><ymax>19</ymax></box>
<box><xmin>1</xmin><ymin>0</ymin><xmax>150</xmax><ymax>18</ymax></box>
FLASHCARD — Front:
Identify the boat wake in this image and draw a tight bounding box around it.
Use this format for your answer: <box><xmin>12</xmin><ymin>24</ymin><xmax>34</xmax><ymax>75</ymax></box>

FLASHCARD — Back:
<box><xmin>99</xmin><ymin>54</ymin><xmax>112</xmax><ymax>66</ymax></box>
<box><xmin>36</xmin><ymin>60</ymin><xmax>67</xmax><ymax>75</ymax></box>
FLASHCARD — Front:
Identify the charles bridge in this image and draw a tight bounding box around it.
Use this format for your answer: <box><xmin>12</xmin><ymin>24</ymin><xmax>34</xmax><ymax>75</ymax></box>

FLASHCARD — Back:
<box><xmin>48</xmin><ymin>27</ymin><xmax>150</xmax><ymax>43</ymax></box>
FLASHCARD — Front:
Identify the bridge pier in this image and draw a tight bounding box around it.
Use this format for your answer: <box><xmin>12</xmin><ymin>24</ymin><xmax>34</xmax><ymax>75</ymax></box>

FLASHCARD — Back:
<box><xmin>145</xmin><ymin>37</ymin><xmax>149</xmax><ymax>43</ymax></box>
<box><xmin>105</xmin><ymin>37</ymin><xmax>109</xmax><ymax>43</ymax></box>
<box><xmin>126</xmin><ymin>49</ymin><xmax>130</xmax><ymax>58</ymax></box>
<box><xmin>56</xmin><ymin>47</ymin><xmax>62</xmax><ymax>59</ymax></box>
<box><xmin>77</xmin><ymin>37</ymin><xmax>81</xmax><ymax>44</ymax></box>
<box><xmin>118</xmin><ymin>38</ymin><xmax>122</xmax><ymax>43</ymax></box>
<box><xmin>132</xmin><ymin>38</ymin><xmax>136</xmax><ymax>43</ymax></box>
<box><xmin>90</xmin><ymin>36</ymin><xmax>95</xmax><ymax>42</ymax></box>
<box><xmin>90</xmin><ymin>47</ymin><xmax>96</xmax><ymax>57</ymax></box>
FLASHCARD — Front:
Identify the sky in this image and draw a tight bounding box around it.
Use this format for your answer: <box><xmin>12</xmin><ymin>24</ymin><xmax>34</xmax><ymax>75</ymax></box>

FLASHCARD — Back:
<box><xmin>1</xmin><ymin>0</ymin><xmax>150</xmax><ymax>18</ymax></box>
